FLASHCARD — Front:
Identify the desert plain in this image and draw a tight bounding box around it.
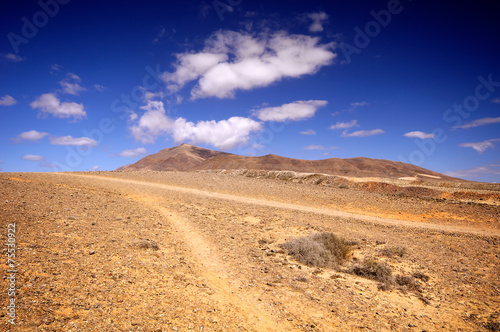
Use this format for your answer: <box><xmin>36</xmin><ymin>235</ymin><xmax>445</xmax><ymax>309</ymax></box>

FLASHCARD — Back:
<box><xmin>1</xmin><ymin>170</ymin><xmax>499</xmax><ymax>331</ymax></box>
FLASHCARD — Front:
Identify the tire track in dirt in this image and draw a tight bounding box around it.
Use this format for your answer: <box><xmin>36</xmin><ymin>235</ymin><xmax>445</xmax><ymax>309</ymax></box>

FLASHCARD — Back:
<box><xmin>153</xmin><ymin>205</ymin><xmax>293</xmax><ymax>331</ymax></box>
<box><xmin>59</xmin><ymin>173</ymin><xmax>500</xmax><ymax>238</ymax></box>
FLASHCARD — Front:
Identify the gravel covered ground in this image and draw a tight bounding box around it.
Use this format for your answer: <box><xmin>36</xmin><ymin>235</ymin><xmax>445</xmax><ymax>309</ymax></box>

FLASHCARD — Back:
<box><xmin>1</xmin><ymin>171</ymin><xmax>499</xmax><ymax>331</ymax></box>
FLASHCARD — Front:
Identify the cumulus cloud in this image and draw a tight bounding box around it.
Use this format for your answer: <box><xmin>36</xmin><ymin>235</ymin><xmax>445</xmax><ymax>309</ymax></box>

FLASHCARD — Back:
<box><xmin>0</xmin><ymin>95</ymin><xmax>17</xmax><ymax>106</ymax></box>
<box><xmin>307</xmin><ymin>12</ymin><xmax>328</xmax><ymax>32</ymax></box>
<box><xmin>254</xmin><ymin>100</ymin><xmax>327</xmax><ymax>122</ymax></box>
<box><xmin>341</xmin><ymin>129</ymin><xmax>385</xmax><ymax>137</ymax></box>
<box><xmin>329</xmin><ymin>120</ymin><xmax>359</xmax><ymax>130</ymax></box>
<box><xmin>2</xmin><ymin>53</ymin><xmax>24</xmax><ymax>63</ymax></box>
<box><xmin>118</xmin><ymin>147</ymin><xmax>147</xmax><ymax>158</ymax></box>
<box><xmin>14</xmin><ymin>130</ymin><xmax>49</xmax><ymax>142</ymax></box>
<box><xmin>129</xmin><ymin>100</ymin><xmax>262</xmax><ymax>149</ymax></box>
<box><xmin>444</xmin><ymin>164</ymin><xmax>500</xmax><ymax>179</ymax></box>
<box><xmin>49</xmin><ymin>136</ymin><xmax>98</xmax><ymax>146</ymax></box>
<box><xmin>304</xmin><ymin>145</ymin><xmax>338</xmax><ymax>150</ymax></box>
<box><xmin>30</xmin><ymin>93</ymin><xmax>86</xmax><ymax>120</ymax></box>
<box><xmin>459</xmin><ymin>138</ymin><xmax>500</xmax><ymax>154</ymax></box>
<box><xmin>299</xmin><ymin>129</ymin><xmax>316</xmax><ymax>135</ymax></box>
<box><xmin>22</xmin><ymin>155</ymin><xmax>45</xmax><ymax>161</ymax></box>
<box><xmin>59</xmin><ymin>73</ymin><xmax>86</xmax><ymax>95</ymax></box>
<box><xmin>453</xmin><ymin>117</ymin><xmax>500</xmax><ymax>130</ymax></box>
<box><xmin>161</xmin><ymin>30</ymin><xmax>336</xmax><ymax>99</ymax></box>
<box><xmin>404</xmin><ymin>131</ymin><xmax>435</xmax><ymax>139</ymax></box>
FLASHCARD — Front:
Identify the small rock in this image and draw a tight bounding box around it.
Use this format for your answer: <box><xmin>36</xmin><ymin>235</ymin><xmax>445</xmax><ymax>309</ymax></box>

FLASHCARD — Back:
<box><xmin>89</xmin><ymin>250</ymin><xmax>95</xmax><ymax>255</ymax></box>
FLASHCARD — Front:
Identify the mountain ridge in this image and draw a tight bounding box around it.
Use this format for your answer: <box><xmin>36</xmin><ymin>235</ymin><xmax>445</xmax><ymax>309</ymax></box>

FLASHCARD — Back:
<box><xmin>116</xmin><ymin>144</ymin><xmax>464</xmax><ymax>182</ymax></box>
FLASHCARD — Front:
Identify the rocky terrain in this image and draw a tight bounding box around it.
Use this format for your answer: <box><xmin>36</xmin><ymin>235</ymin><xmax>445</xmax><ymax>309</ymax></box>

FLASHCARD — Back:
<box><xmin>1</xmin><ymin>171</ymin><xmax>499</xmax><ymax>331</ymax></box>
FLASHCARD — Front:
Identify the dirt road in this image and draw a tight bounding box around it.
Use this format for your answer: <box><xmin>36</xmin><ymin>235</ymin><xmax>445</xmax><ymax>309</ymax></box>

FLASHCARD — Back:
<box><xmin>1</xmin><ymin>171</ymin><xmax>499</xmax><ymax>331</ymax></box>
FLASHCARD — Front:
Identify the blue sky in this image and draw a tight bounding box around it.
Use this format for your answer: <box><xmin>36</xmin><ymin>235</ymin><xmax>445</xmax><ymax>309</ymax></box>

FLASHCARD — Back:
<box><xmin>1</xmin><ymin>0</ymin><xmax>499</xmax><ymax>182</ymax></box>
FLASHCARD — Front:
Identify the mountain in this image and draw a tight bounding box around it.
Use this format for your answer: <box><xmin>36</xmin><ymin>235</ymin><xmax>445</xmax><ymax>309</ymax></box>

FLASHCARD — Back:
<box><xmin>116</xmin><ymin>144</ymin><xmax>463</xmax><ymax>181</ymax></box>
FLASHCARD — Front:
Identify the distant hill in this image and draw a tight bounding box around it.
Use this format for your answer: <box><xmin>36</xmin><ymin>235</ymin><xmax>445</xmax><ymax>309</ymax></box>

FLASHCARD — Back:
<box><xmin>116</xmin><ymin>144</ymin><xmax>464</xmax><ymax>182</ymax></box>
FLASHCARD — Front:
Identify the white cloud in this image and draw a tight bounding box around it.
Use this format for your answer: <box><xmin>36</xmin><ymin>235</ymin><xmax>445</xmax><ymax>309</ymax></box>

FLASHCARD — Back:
<box><xmin>404</xmin><ymin>131</ymin><xmax>435</xmax><ymax>139</ymax></box>
<box><xmin>329</xmin><ymin>120</ymin><xmax>359</xmax><ymax>130</ymax></box>
<box><xmin>0</xmin><ymin>95</ymin><xmax>17</xmax><ymax>106</ymax></box>
<box><xmin>444</xmin><ymin>164</ymin><xmax>500</xmax><ymax>178</ymax></box>
<box><xmin>2</xmin><ymin>53</ymin><xmax>24</xmax><ymax>63</ymax></box>
<box><xmin>153</xmin><ymin>26</ymin><xmax>166</xmax><ymax>44</ymax></box>
<box><xmin>308</xmin><ymin>12</ymin><xmax>329</xmax><ymax>32</ymax></box>
<box><xmin>15</xmin><ymin>130</ymin><xmax>49</xmax><ymax>141</ymax></box>
<box><xmin>22</xmin><ymin>155</ymin><xmax>45</xmax><ymax>161</ymax></box>
<box><xmin>304</xmin><ymin>145</ymin><xmax>338</xmax><ymax>150</ymax></box>
<box><xmin>162</xmin><ymin>30</ymin><xmax>336</xmax><ymax>99</ymax></box>
<box><xmin>254</xmin><ymin>100</ymin><xmax>327</xmax><ymax>122</ymax></box>
<box><xmin>118</xmin><ymin>147</ymin><xmax>147</xmax><ymax>158</ymax></box>
<box><xmin>459</xmin><ymin>138</ymin><xmax>500</xmax><ymax>154</ymax></box>
<box><xmin>129</xmin><ymin>100</ymin><xmax>262</xmax><ymax>149</ymax></box>
<box><xmin>333</xmin><ymin>101</ymin><xmax>368</xmax><ymax>116</ymax></box>
<box><xmin>89</xmin><ymin>166</ymin><xmax>100</xmax><ymax>171</ymax></box>
<box><xmin>59</xmin><ymin>73</ymin><xmax>86</xmax><ymax>95</ymax></box>
<box><xmin>341</xmin><ymin>129</ymin><xmax>385</xmax><ymax>137</ymax></box>
<box><xmin>49</xmin><ymin>136</ymin><xmax>98</xmax><ymax>146</ymax></box>
<box><xmin>453</xmin><ymin>117</ymin><xmax>500</xmax><ymax>129</ymax></box>
<box><xmin>299</xmin><ymin>129</ymin><xmax>316</xmax><ymax>135</ymax></box>
<box><xmin>30</xmin><ymin>93</ymin><xmax>86</xmax><ymax>120</ymax></box>
<box><xmin>171</xmin><ymin>117</ymin><xmax>262</xmax><ymax>150</ymax></box>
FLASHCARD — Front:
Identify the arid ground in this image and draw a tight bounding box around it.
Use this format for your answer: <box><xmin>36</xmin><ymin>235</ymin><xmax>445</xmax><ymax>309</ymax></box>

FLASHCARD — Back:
<box><xmin>1</xmin><ymin>171</ymin><xmax>499</xmax><ymax>331</ymax></box>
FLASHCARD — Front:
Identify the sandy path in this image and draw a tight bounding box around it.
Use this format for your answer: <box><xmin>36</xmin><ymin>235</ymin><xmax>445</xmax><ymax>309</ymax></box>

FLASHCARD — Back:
<box><xmin>59</xmin><ymin>173</ymin><xmax>500</xmax><ymax>238</ymax></box>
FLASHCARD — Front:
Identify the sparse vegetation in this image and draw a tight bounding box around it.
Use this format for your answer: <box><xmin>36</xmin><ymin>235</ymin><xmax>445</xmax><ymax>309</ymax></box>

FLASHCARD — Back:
<box><xmin>281</xmin><ymin>232</ymin><xmax>352</xmax><ymax>268</ymax></box>
<box><xmin>381</xmin><ymin>245</ymin><xmax>407</xmax><ymax>258</ymax></box>
<box><xmin>395</xmin><ymin>274</ymin><xmax>421</xmax><ymax>292</ymax></box>
<box><xmin>133</xmin><ymin>239</ymin><xmax>159</xmax><ymax>251</ymax></box>
<box><xmin>413</xmin><ymin>272</ymin><xmax>430</xmax><ymax>282</ymax></box>
<box><xmin>350</xmin><ymin>259</ymin><xmax>393</xmax><ymax>286</ymax></box>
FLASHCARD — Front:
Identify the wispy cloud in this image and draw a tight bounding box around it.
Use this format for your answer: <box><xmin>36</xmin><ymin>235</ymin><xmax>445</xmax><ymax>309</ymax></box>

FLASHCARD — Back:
<box><xmin>22</xmin><ymin>155</ymin><xmax>45</xmax><ymax>161</ymax></box>
<box><xmin>453</xmin><ymin>117</ymin><xmax>500</xmax><ymax>129</ymax></box>
<box><xmin>444</xmin><ymin>164</ymin><xmax>500</xmax><ymax>179</ymax></box>
<box><xmin>0</xmin><ymin>95</ymin><xmax>17</xmax><ymax>106</ymax></box>
<box><xmin>491</xmin><ymin>98</ymin><xmax>500</xmax><ymax>104</ymax></box>
<box><xmin>254</xmin><ymin>100</ymin><xmax>327</xmax><ymax>122</ymax></box>
<box><xmin>341</xmin><ymin>129</ymin><xmax>385</xmax><ymax>137</ymax></box>
<box><xmin>94</xmin><ymin>84</ymin><xmax>106</xmax><ymax>92</ymax></box>
<box><xmin>153</xmin><ymin>26</ymin><xmax>166</xmax><ymax>44</ymax></box>
<box><xmin>307</xmin><ymin>12</ymin><xmax>328</xmax><ymax>32</ymax></box>
<box><xmin>403</xmin><ymin>131</ymin><xmax>435</xmax><ymax>139</ymax></box>
<box><xmin>161</xmin><ymin>30</ymin><xmax>336</xmax><ymax>99</ymax></box>
<box><xmin>49</xmin><ymin>136</ymin><xmax>98</xmax><ymax>146</ymax></box>
<box><xmin>59</xmin><ymin>73</ymin><xmax>86</xmax><ymax>95</ymax></box>
<box><xmin>12</xmin><ymin>130</ymin><xmax>49</xmax><ymax>142</ymax></box>
<box><xmin>459</xmin><ymin>138</ymin><xmax>500</xmax><ymax>154</ymax></box>
<box><xmin>118</xmin><ymin>147</ymin><xmax>147</xmax><ymax>158</ymax></box>
<box><xmin>31</xmin><ymin>93</ymin><xmax>86</xmax><ymax>120</ymax></box>
<box><xmin>299</xmin><ymin>129</ymin><xmax>316</xmax><ymax>135</ymax></box>
<box><xmin>332</xmin><ymin>101</ymin><xmax>368</xmax><ymax>116</ymax></box>
<box><xmin>304</xmin><ymin>145</ymin><xmax>338</xmax><ymax>150</ymax></box>
<box><xmin>129</xmin><ymin>100</ymin><xmax>262</xmax><ymax>149</ymax></box>
<box><xmin>329</xmin><ymin>120</ymin><xmax>359</xmax><ymax>130</ymax></box>
<box><xmin>50</xmin><ymin>63</ymin><xmax>62</xmax><ymax>74</ymax></box>
<box><xmin>2</xmin><ymin>53</ymin><xmax>24</xmax><ymax>63</ymax></box>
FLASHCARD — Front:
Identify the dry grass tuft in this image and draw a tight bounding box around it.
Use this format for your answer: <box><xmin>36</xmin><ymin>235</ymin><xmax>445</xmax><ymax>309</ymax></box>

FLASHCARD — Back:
<box><xmin>133</xmin><ymin>239</ymin><xmax>159</xmax><ymax>251</ymax></box>
<box><xmin>381</xmin><ymin>246</ymin><xmax>407</xmax><ymax>258</ymax></box>
<box><xmin>350</xmin><ymin>259</ymin><xmax>393</xmax><ymax>286</ymax></box>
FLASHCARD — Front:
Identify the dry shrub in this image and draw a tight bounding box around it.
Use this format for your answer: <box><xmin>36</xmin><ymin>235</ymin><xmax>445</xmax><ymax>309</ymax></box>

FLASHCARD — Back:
<box><xmin>281</xmin><ymin>232</ymin><xmax>352</xmax><ymax>268</ymax></box>
<box><xmin>350</xmin><ymin>259</ymin><xmax>393</xmax><ymax>285</ymax></box>
<box><xmin>412</xmin><ymin>272</ymin><xmax>430</xmax><ymax>282</ymax></box>
<box><xmin>395</xmin><ymin>274</ymin><xmax>421</xmax><ymax>292</ymax></box>
<box><xmin>381</xmin><ymin>246</ymin><xmax>407</xmax><ymax>258</ymax></box>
